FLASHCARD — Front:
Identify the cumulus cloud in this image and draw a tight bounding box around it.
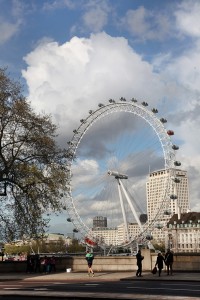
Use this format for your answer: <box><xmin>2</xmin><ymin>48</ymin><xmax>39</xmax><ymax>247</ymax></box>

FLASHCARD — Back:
<box><xmin>152</xmin><ymin>45</ymin><xmax>200</xmax><ymax>212</ymax></box>
<box><xmin>22</xmin><ymin>32</ymin><xmax>170</xmax><ymax>143</ymax></box>
<box><xmin>22</xmin><ymin>30</ymin><xmax>200</xmax><ymax>216</ymax></box>
<box><xmin>0</xmin><ymin>20</ymin><xmax>20</xmax><ymax>44</ymax></box>
<box><xmin>82</xmin><ymin>7</ymin><xmax>108</xmax><ymax>32</ymax></box>
<box><xmin>120</xmin><ymin>6</ymin><xmax>172</xmax><ymax>41</ymax></box>
<box><xmin>0</xmin><ymin>0</ymin><xmax>25</xmax><ymax>45</ymax></box>
<box><xmin>43</xmin><ymin>0</ymin><xmax>76</xmax><ymax>11</ymax></box>
<box><xmin>175</xmin><ymin>0</ymin><xmax>200</xmax><ymax>37</ymax></box>
<box><xmin>81</xmin><ymin>0</ymin><xmax>111</xmax><ymax>33</ymax></box>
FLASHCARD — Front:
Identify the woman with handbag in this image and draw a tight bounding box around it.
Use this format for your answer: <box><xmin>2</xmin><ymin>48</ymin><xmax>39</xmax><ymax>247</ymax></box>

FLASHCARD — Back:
<box><xmin>155</xmin><ymin>252</ymin><xmax>165</xmax><ymax>276</ymax></box>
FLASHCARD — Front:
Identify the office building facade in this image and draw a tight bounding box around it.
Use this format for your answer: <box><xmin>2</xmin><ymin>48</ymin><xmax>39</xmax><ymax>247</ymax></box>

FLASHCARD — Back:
<box><xmin>146</xmin><ymin>168</ymin><xmax>190</xmax><ymax>243</ymax></box>
<box><xmin>93</xmin><ymin>216</ymin><xmax>107</xmax><ymax>228</ymax></box>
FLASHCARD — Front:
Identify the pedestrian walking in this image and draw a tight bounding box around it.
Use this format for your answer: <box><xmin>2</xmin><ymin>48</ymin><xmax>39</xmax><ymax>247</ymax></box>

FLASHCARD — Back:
<box><xmin>85</xmin><ymin>250</ymin><xmax>94</xmax><ymax>277</ymax></box>
<box><xmin>46</xmin><ymin>256</ymin><xmax>51</xmax><ymax>273</ymax></box>
<box><xmin>136</xmin><ymin>249</ymin><xmax>144</xmax><ymax>277</ymax></box>
<box><xmin>34</xmin><ymin>254</ymin><xmax>41</xmax><ymax>273</ymax></box>
<box><xmin>41</xmin><ymin>256</ymin><xmax>48</xmax><ymax>274</ymax></box>
<box><xmin>165</xmin><ymin>248</ymin><xmax>174</xmax><ymax>275</ymax></box>
<box><xmin>26</xmin><ymin>254</ymin><xmax>33</xmax><ymax>273</ymax></box>
<box><xmin>155</xmin><ymin>252</ymin><xmax>165</xmax><ymax>276</ymax></box>
<box><xmin>50</xmin><ymin>256</ymin><xmax>56</xmax><ymax>272</ymax></box>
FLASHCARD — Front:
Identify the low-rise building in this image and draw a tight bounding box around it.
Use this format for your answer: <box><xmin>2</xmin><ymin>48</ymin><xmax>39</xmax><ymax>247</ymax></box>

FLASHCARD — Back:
<box><xmin>92</xmin><ymin>222</ymin><xmax>141</xmax><ymax>246</ymax></box>
<box><xmin>166</xmin><ymin>212</ymin><xmax>200</xmax><ymax>253</ymax></box>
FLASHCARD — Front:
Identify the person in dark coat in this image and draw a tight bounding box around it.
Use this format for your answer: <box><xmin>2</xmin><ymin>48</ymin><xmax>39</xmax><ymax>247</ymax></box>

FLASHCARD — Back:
<box><xmin>26</xmin><ymin>254</ymin><xmax>33</xmax><ymax>273</ymax></box>
<box><xmin>34</xmin><ymin>254</ymin><xmax>41</xmax><ymax>273</ymax></box>
<box><xmin>165</xmin><ymin>248</ymin><xmax>174</xmax><ymax>275</ymax></box>
<box><xmin>155</xmin><ymin>252</ymin><xmax>165</xmax><ymax>276</ymax></box>
<box><xmin>136</xmin><ymin>250</ymin><xmax>144</xmax><ymax>277</ymax></box>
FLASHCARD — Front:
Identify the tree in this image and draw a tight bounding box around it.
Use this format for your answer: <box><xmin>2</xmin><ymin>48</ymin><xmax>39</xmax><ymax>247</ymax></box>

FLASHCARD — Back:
<box><xmin>46</xmin><ymin>237</ymin><xmax>67</xmax><ymax>253</ymax></box>
<box><xmin>0</xmin><ymin>68</ymin><xmax>68</xmax><ymax>242</ymax></box>
<box><xmin>152</xmin><ymin>241</ymin><xmax>165</xmax><ymax>253</ymax></box>
<box><xmin>67</xmin><ymin>239</ymin><xmax>85</xmax><ymax>253</ymax></box>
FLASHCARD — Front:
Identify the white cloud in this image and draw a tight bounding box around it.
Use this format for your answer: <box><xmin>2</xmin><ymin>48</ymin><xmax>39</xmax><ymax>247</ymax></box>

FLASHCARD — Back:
<box><xmin>0</xmin><ymin>0</ymin><xmax>25</xmax><ymax>45</ymax></box>
<box><xmin>81</xmin><ymin>0</ymin><xmax>111</xmax><ymax>33</ymax></box>
<box><xmin>154</xmin><ymin>41</ymin><xmax>200</xmax><ymax>151</ymax></box>
<box><xmin>22</xmin><ymin>32</ymin><xmax>168</xmax><ymax>143</ymax></box>
<box><xmin>22</xmin><ymin>32</ymin><xmax>200</xmax><ymax>212</ymax></box>
<box><xmin>43</xmin><ymin>0</ymin><xmax>76</xmax><ymax>11</ymax></box>
<box><xmin>152</xmin><ymin>39</ymin><xmax>200</xmax><ymax>212</ymax></box>
<box><xmin>175</xmin><ymin>0</ymin><xmax>200</xmax><ymax>37</ymax></box>
<box><xmin>0</xmin><ymin>19</ymin><xmax>21</xmax><ymax>44</ymax></box>
<box><xmin>11</xmin><ymin>0</ymin><xmax>25</xmax><ymax>18</ymax></box>
<box><xmin>72</xmin><ymin>159</ymin><xmax>99</xmax><ymax>187</ymax></box>
<box><xmin>121</xmin><ymin>6</ymin><xmax>172</xmax><ymax>41</ymax></box>
<box><xmin>82</xmin><ymin>7</ymin><xmax>108</xmax><ymax>32</ymax></box>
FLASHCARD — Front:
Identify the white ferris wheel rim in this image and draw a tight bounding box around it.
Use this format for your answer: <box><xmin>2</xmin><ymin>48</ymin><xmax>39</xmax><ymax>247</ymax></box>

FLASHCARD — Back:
<box><xmin>66</xmin><ymin>100</ymin><xmax>176</xmax><ymax>247</ymax></box>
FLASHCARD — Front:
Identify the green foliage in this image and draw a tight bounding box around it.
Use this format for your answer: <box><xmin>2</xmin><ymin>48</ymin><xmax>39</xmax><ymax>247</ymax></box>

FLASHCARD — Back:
<box><xmin>0</xmin><ymin>67</ymin><xmax>68</xmax><ymax>241</ymax></box>
<box><xmin>152</xmin><ymin>241</ymin><xmax>165</xmax><ymax>253</ymax></box>
<box><xmin>5</xmin><ymin>244</ymin><xmax>30</xmax><ymax>255</ymax></box>
<box><xmin>67</xmin><ymin>239</ymin><xmax>85</xmax><ymax>253</ymax></box>
<box><xmin>5</xmin><ymin>237</ymin><xmax>67</xmax><ymax>255</ymax></box>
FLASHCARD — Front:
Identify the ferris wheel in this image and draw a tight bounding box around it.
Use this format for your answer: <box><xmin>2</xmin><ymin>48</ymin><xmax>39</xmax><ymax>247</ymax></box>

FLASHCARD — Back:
<box><xmin>65</xmin><ymin>98</ymin><xmax>179</xmax><ymax>249</ymax></box>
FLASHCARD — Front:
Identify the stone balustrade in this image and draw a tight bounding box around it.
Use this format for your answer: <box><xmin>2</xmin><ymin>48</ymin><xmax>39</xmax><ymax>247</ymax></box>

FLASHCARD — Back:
<box><xmin>0</xmin><ymin>250</ymin><xmax>199</xmax><ymax>273</ymax></box>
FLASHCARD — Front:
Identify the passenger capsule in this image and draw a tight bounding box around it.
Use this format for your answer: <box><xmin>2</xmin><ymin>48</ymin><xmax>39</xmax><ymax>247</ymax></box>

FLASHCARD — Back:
<box><xmin>172</xmin><ymin>177</ymin><xmax>181</xmax><ymax>183</ymax></box>
<box><xmin>160</xmin><ymin>118</ymin><xmax>167</xmax><ymax>123</ymax></box>
<box><xmin>155</xmin><ymin>223</ymin><xmax>163</xmax><ymax>229</ymax></box>
<box><xmin>167</xmin><ymin>130</ymin><xmax>174</xmax><ymax>135</ymax></box>
<box><xmin>174</xmin><ymin>178</ymin><xmax>181</xmax><ymax>183</ymax></box>
<box><xmin>172</xmin><ymin>145</ymin><xmax>179</xmax><ymax>150</ymax></box>
<box><xmin>146</xmin><ymin>234</ymin><xmax>153</xmax><ymax>240</ymax></box>
<box><xmin>174</xmin><ymin>161</ymin><xmax>181</xmax><ymax>166</ymax></box>
<box><xmin>131</xmin><ymin>98</ymin><xmax>137</xmax><ymax>103</ymax></box>
<box><xmin>141</xmin><ymin>101</ymin><xmax>148</xmax><ymax>106</ymax></box>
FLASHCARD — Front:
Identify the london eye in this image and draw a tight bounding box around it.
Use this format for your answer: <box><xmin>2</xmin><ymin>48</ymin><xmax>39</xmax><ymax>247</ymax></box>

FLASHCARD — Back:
<box><xmin>65</xmin><ymin>98</ymin><xmax>179</xmax><ymax>250</ymax></box>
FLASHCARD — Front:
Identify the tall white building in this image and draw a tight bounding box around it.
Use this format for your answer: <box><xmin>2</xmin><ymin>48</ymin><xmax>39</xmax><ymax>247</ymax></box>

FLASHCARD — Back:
<box><xmin>146</xmin><ymin>168</ymin><xmax>190</xmax><ymax>243</ymax></box>
<box><xmin>91</xmin><ymin>168</ymin><xmax>191</xmax><ymax>247</ymax></box>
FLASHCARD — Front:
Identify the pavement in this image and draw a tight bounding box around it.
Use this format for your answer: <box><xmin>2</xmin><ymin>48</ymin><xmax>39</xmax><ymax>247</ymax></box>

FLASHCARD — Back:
<box><xmin>0</xmin><ymin>271</ymin><xmax>200</xmax><ymax>299</ymax></box>
<box><xmin>0</xmin><ymin>270</ymin><xmax>200</xmax><ymax>282</ymax></box>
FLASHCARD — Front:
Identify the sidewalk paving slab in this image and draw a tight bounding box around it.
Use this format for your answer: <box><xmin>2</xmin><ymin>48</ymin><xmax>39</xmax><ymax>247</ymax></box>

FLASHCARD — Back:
<box><xmin>0</xmin><ymin>271</ymin><xmax>200</xmax><ymax>282</ymax></box>
<box><xmin>0</xmin><ymin>271</ymin><xmax>200</xmax><ymax>300</ymax></box>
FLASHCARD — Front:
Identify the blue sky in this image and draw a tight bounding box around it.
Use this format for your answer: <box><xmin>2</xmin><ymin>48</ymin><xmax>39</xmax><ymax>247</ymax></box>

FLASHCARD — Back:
<box><xmin>1</xmin><ymin>0</ymin><xmax>196</xmax><ymax>77</ymax></box>
<box><xmin>1</xmin><ymin>0</ymin><xmax>200</xmax><ymax>235</ymax></box>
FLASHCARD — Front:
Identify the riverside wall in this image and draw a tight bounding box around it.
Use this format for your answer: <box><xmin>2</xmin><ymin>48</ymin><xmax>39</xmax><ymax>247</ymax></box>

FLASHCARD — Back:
<box><xmin>0</xmin><ymin>250</ymin><xmax>200</xmax><ymax>273</ymax></box>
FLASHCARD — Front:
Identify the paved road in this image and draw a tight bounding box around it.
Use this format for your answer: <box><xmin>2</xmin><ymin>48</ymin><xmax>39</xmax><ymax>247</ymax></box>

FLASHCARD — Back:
<box><xmin>0</xmin><ymin>271</ymin><xmax>199</xmax><ymax>299</ymax></box>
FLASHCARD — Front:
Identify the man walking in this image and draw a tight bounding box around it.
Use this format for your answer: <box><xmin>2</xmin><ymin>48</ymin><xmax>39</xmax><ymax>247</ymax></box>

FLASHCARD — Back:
<box><xmin>136</xmin><ymin>249</ymin><xmax>144</xmax><ymax>277</ymax></box>
<box><xmin>165</xmin><ymin>248</ymin><xmax>174</xmax><ymax>275</ymax></box>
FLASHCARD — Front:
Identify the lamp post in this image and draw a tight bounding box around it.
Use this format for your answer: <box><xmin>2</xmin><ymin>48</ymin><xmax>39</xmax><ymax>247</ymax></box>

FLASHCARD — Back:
<box><xmin>174</xmin><ymin>221</ymin><xmax>178</xmax><ymax>252</ymax></box>
<box><xmin>168</xmin><ymin>233</ymin><xmax>172</xmax><ymax>250</ymax></box>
